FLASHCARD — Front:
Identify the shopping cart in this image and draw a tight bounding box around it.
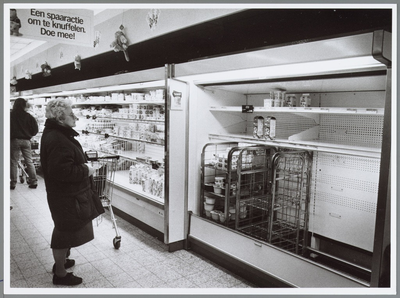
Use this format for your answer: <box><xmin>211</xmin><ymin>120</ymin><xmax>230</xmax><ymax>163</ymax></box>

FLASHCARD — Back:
<box><xmin>85</xmin><ymin>150</ymin><xmax>121</xmax><ymax>249</ymax></box>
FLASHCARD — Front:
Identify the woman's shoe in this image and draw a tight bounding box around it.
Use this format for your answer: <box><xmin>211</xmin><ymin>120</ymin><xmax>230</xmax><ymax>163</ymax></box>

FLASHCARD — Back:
<box><xmin>52</xmin><ymin>259</ymin><xmax>75</xmax><ymax>274</ymax></box>
<box><xmin>53</xmin><ymin>272</ymin><xmax>82</xmax><ymax>285</ymax></box>
<box><xmin>28</xmin><ymin>184</ymin><xmax>37</xmax><ymax>189</ymax></box>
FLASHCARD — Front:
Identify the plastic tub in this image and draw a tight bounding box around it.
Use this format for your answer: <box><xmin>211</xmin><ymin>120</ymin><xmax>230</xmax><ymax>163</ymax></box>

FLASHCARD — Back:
<box><xmin>219</xmin><ymin>212</ymin><xmax>230</xmax><ymax>223</ymax></box>
<box><xmin>205</xmin><ymin>197</ymin><xmax>216</xmax><ymax>204</ymax></box>
<box><xmin>213</xmin><ymin>185</ymin><xmax>222</xmax><ymax>194</ymax></box>
<box><xmin>210</xmin><ymin>210</ymin><xmax>221</xmax><ymax>221</ymax></box>
<box><xmin>204</xmin><ymin>202</ymin><xmax>214</xmax><ymax>211</ymax></box>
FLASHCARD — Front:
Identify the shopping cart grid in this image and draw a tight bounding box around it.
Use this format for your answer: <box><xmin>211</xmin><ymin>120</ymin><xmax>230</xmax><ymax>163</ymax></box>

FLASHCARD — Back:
<box><xmin>85</xmin><ymin>150</ymin><xmax>121</xmax><ymax>249</ymax></box>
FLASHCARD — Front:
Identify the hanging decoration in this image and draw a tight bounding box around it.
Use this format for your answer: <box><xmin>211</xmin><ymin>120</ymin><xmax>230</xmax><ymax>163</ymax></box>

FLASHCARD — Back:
<box><xmin>93</xmin><ymin>31</ymin><xmax>101</xmax><ymax>48</ymax></box>
<box><xmin>41</xmin><ymin>62</ymin><xmax>51</xmax><ymax>77</ymax></box>
<box><xmin>10</xmin><ymin>65</ymin><xmax>18</xmax><ymax>85</ymax></box>
<box><xmin>59</xmin><ymin>47</ymin><xmax>64</xmax><ymax>60</ymax></box>
<box><xmin>74</xmin><ymin>55</ymin><xmax>82</xmax><ymax>70</ymax></box>
<box><xmin>10</xmin><ymin>8</ymin><xmax>22</xmax><ymax>36</ymax></box>
<box><xmin>110</xmin><ymin>25</ymin><xmax>129</xmax><ymax>62</ymax></box>
<box><xmin>146</xmin><ymin>9</ymin><xmax>160</xmax><ymax>31</ymax></box>
<box><xmin>24</xmin><ymin>70</ymin><xmax>32</xmax><ymax>80</ymax></box>
<box><xmin>10</xmin><ymin>76</ymin><xmax>18</xmax><ymax>85</ymax></box>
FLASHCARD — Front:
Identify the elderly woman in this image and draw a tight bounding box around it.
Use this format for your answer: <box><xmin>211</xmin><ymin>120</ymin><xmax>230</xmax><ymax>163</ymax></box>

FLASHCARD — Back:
<box><xmin>40</xmin><ymin>97</ymin><xmax>104</xmax><ymax>286</ymax></box>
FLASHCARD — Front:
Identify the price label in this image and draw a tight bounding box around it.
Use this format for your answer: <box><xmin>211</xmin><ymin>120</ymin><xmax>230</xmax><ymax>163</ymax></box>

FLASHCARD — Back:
<box><xmin>242</xmin><ymin>105</ymin><xmax>254</xmax><ymax>113</ymax></box>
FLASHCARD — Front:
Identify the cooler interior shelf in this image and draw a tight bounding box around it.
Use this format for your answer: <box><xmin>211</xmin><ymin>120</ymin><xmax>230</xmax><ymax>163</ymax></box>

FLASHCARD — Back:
<box><xmin>82</xmin><ymin>130</ymin><xmax>165</xmax><ymax>146</ymax></box>
<box><xmin>73</xmin><ymin>100</ymin><xmax>165</xmax><ymax>106</ymax></box>
<box><xmin>114</xmin><ymin>170</ymin><xmax>164</xmax><ymax>205</ymax></box>
<box><xmin>209</xmin><ymin>133</ymin><xmax>381</xmax><ymax>159</ymax></box>
<box><xmin>210</xmin><ymin>106</ymin><xmax>384</xmax><ymax>115</ymax></box>
<box><xmin>95</xmin><ymin>116</ymin><xmax>165</xmax><ymax>123</ymax></box>
<box><xmin>14</xmin><ymin>79</ymin><xmax>167</xmax><ymax>100</ymax></box>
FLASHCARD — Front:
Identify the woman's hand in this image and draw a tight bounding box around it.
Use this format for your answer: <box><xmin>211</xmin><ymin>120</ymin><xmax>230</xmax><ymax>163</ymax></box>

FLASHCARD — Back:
<box><xmin>85</xmin><ymin>163</ymin><xmax>95</xmax><ymax>176</ymax></box>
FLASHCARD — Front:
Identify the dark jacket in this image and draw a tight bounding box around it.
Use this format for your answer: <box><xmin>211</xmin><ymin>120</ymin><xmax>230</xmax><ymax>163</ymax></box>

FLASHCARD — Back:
<box><xmin>40</xmin><ymin>118</ymin><xmax>104</xmax><ymax>232</ymax></box>
<box><xmin>10</xmin><ymin>111</ymin><xmax>39</xmax><ymax>140</ymax></box>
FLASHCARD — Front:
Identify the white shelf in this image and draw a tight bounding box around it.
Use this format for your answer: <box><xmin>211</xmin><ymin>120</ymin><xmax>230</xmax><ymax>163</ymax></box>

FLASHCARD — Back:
<box><xmin>210</xmin><ymin>106</ymin><xmax>384</xmax><ymax>115</ymax></box>
<box><xmin>12</xmin><ymin>80</ymin><xmax>166</xmax><ymax>100</ymax></box>
<box><xmin>84</xmin><ymin>146</ymin><xmax>164</xmax><ymax>164</ymax></box>
<box><xmin>95</xmin><ymin>116</ymin><xmax>164</xmax><ymax>123</ymax></box>
<box><xmin>208</xmin><ymin>132</ymin><xmax>381</xmax><ymax>159</ymax></box>
<box><xmin>83</xmin><ymin>131</ymin><xmax>165</xmax><ymax>147</ymax></box>
<box><xmin>73</xmin><ymin>100</ymin><xmax>165</xmax><ymax>106</ymax></box>
<box><xmin>118</xmin><ymin>151</ymin><xmax>163</xmax><ymax>164</ymax></box>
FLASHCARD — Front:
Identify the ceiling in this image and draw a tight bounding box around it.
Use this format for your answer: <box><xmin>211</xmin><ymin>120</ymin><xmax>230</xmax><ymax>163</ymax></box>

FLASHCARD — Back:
<box><xmin>10</xmin><ymin>36</ymin><xmax>47</xmax><ymax>62</ymax></box>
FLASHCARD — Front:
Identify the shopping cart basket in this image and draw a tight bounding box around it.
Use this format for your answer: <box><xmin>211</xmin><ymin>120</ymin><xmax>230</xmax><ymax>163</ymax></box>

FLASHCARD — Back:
<box><xmin>85</xmin><ymin>150</ymin><xmax>121</xmax><ymax>249</ymax></box>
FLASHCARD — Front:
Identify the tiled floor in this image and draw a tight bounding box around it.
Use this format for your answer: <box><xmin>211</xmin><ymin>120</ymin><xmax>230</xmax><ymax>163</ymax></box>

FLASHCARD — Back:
<box><xmin>8</xmin><ymin>175</ymin><xmax>256</xmax><ymax>290</ymax></box>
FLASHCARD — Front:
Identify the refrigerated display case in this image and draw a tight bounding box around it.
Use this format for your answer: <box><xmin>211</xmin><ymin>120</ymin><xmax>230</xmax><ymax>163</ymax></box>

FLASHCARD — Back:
<box><xmin>178</xmin><ymin>30</ymin><xmax>391</xmax><ymax>287</ymax></box>
<box><xmin>11</xmin><ymin>65</ymin><xmax>189</xmax><ymax>249</ymax></box>
<box><xmin>72</xmin><ymin>86</ymin><xmax>166</xmax><ymax>204</ymax></box>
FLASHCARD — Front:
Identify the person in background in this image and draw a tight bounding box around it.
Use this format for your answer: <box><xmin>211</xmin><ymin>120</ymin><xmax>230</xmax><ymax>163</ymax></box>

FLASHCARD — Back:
<box><xmin>10</xmin><ymin>97</ymin><xmax>39</xmax><ymax>189</ymax></box>
<box><xmin>40</xmin><ymin>97</ymin><xmax>104</xmax><ymax>286</ymax></box>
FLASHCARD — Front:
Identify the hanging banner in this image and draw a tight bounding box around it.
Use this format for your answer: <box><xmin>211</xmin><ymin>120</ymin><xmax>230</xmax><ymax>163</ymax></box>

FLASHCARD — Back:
<box><xmin>10</xmin><ymin>8</ymin><xmax>93</xmax><ymax>46</ymax></box>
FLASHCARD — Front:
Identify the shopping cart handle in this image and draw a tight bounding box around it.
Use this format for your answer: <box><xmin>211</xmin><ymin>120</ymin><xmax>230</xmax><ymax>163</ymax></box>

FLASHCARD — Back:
<box><xmin>85</xmin><ymin>150</ymin><xmax>120</xmax><ymax>161</ymax></box>
<box><xmin>95</xmin><ymin>155</ymin><xmax>120</xmax><ymax>160</ymax></box>
<box><xmin>85</xmin><ymin>150</ymin><xmax>98</xmax><ymax>160</ymax></box>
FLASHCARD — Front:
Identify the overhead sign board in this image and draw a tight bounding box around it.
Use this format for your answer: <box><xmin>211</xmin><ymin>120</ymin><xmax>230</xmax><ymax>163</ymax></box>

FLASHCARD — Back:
<box><xmin>11</xmin><ymin>8</ymin><xmax>93</xmax><ymax>46</ymax></box>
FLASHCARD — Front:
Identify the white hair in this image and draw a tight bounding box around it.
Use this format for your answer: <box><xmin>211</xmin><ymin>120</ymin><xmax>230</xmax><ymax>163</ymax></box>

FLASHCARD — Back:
<box><xmin>45</xmin><ymin>97</ymin><xmax>72</xmax><ymax>121</ymax></box>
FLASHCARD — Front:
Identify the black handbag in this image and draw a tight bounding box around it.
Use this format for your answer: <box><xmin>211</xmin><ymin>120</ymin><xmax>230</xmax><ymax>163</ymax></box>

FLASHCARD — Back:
<box><xmin>90</xmin><ymin>176</ymin><xmax>105</xmax><ymax>218</ymax></box>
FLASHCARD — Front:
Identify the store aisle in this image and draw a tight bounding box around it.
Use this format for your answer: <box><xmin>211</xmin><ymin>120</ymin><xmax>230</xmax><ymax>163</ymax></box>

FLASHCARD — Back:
<box><xmin>9</xmin><ymin>175</ymin><xmax>255</xmax><ymax>289</ymax></box>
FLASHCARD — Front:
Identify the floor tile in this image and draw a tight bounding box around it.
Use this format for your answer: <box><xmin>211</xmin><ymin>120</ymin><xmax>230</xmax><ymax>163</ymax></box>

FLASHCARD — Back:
<box><xmin>106</xmin><ymin>272</ymin><xmax>134</xmax><ymax>287</ymax></box>
<box><xmin>118</xmin><ymin>280</ymin><xmax>142</xmax><ymax>288</ymax></box>
<box><xmin>135</xmin><ymin>273</ymin><xmax>165</xmax><ymax>288</ymax></box>
<box><xmin>84</xmin><ymin>277</ymin><xmax>114</xmax><ymax>288</ymax></box>
<box><xmin>185</xmin><ymin>270</ymin><xmax>215</xmax><ymax>286</ymax></box>
<box><xmin>10</xmin><ymin>279</ymin><xmax>29</xmax><ymax>288</ymax></box>
<box><xmin>153</xmin><ymin>268</ymin><xmax>183</xmax><ymax>283</ymax></box>
<box><xmin>24</xmin><ymin>272</ymin><xmax>54</xmax><ymax>287</ymax></box>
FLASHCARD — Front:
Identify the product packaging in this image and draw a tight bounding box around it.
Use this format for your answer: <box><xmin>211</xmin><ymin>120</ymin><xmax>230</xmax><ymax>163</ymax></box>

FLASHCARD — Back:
<box><xmin>265</xmin><ymin>116</ymin><xmax>276</xmax><ymax>140</ymax></box>
<box><xmin>300</xmin><ymin>94</ymin><xmax>311</xmax><ymax>107</ymax></box>
<box><xmin>285</xmin><ymin>94</ymin><xmax>297</xmax><ymax>107</ymax></box>
<box><xmin>264</xmin><ymin>98</ymin><xmax>273</xmax><ymax>108</ymax></box>
<box><xmin>253</xmin><ymin>116</ymin><xmax>265</xmax><ymax>139</ymax></box>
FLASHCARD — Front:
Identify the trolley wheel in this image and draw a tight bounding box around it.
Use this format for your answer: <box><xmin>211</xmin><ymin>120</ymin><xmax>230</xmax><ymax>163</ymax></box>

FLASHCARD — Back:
<box><xmin>19</xmin><ymin>176</ymin><xmax>25</xmax><ymax>183</ymax></box>
<box><xmin>113</xmin><ymin>236</ymin><xmax>121</xmax><ymax>249</ymax></box>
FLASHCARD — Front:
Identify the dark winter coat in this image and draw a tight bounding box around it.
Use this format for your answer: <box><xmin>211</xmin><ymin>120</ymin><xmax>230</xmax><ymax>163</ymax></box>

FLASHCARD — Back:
<box><xmin>10</xmin><ymin>111</ymin><xmax>38</xmax><ymax>140</ymax></box>
<box><xmin>40</xmin><ymin>118</ymin><xmax>104</xmax><ymax>232</ymax></box>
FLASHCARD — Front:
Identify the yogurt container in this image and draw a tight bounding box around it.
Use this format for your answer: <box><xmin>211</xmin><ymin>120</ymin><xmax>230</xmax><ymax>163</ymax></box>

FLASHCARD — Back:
<box><xmin>300</xmin><ymin>94</ymin><xmax>311</xmax><ymax>107</ymax></box>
